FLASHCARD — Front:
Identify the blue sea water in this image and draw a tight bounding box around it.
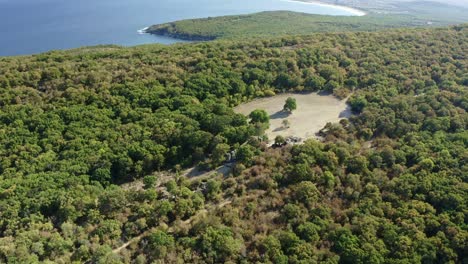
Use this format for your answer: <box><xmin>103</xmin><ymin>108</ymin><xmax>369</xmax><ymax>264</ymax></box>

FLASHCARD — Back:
<box><xmin>0</xmin><ymin>0</ymin><xmax>360</xmax><ymax>56</ymax></box>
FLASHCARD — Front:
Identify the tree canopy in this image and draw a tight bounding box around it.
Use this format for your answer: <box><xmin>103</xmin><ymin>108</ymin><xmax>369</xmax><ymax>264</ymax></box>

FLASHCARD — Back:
<box><xmin>283</xmin><ymin>97</ymin><xmax>297</xmax><ymax>112</ymax></box>
<box><xmin>0</xmin><ymin>25</ymin><xmax>466</xmax><ymax>263</ymax></box>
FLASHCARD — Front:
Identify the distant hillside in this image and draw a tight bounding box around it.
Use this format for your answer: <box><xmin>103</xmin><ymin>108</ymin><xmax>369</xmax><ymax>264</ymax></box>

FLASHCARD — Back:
<box><xmin>297</xmin><ymin>0</ymin><xmax>468</xmax><ymax>14</ymax></box>
<box><xmin>393</xmin><ymin>1</ymin><xmax>468</xmax><ymax>22</ymax></box>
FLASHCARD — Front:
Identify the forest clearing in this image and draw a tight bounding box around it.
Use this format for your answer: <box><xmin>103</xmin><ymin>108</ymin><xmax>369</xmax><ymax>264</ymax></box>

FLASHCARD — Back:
<box><xmin>234</xmin><ymin>92</ymin><xmax>351</xmax><ymax>142</ymax></box>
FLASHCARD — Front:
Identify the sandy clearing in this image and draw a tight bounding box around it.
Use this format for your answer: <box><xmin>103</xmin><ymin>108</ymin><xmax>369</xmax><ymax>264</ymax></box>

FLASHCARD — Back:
<box><xmin>234</xmin><ymin>92</ymin><xmax>351</xmax><ymax>142</ymax></box>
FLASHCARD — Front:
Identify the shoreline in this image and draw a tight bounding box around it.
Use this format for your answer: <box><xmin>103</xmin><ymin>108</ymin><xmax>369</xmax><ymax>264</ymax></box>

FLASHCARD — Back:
<box><xmin>144</xmin><ymin>24</ymin><xmax>216</xmax><ymax>41</ymax></box>
<box><xmin>143</xmin><ymin>0</ymin><xmax>368</xmax><ymax>40</ymax></box>
<box><xmin>283</xmin><ymin>0</ymin><xmax>367</xmax><ymax>16</ymax></box>
<box><xmin>137</xmin><ymin>27</ymin><xmax>149</xmax><ymax>34</ymax></box>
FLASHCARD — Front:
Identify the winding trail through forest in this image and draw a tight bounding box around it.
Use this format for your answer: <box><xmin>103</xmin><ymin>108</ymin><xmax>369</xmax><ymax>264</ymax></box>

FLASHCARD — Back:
<box><xmin>114</xmin><ymin>167</ymin><xmax>233</xmax><ymax>254</ymax></box>
<box><xmin>112</xmin><ymin>229</ymin><xmax>154</xmax><ymax>254</ymax></box>
<box><xmin>112</xmin><ymin>198</ymin><xmax>233</xmax><ymax>254</ymax></box>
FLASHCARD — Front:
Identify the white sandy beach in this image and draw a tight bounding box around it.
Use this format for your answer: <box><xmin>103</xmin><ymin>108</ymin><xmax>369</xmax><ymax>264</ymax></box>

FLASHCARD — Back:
<box><xmin>282</xmin><ymin>0</ymin><xmax>367</xmax><ymax>16</ymax></box>
<box><xmin>137</xmin><ymin>27</ymin><xmax>149</xmax><ymax>34</ymax></box>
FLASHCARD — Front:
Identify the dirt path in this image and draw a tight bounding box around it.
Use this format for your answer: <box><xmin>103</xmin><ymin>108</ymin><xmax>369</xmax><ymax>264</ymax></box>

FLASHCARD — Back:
<box><xmin>112</xmin><ymin>228</ymin><xmax>154</xmax><ymax>254</ymax></box>
<box><xmin>113</xmin><ymin>198</ymin><xmax>233</xmax><ymax>254</ymax></box>
<box><xmin>167</xmin><ymin>199</ymin><xmax>233</xmax><ymax>232</ymax></box>
<box><xmin>115</xmin><ymin>165</ymin><xmax>233</xmax><ymax>254</ymax></box>
<box><xmin>182</xmin><ymin>163</ymin><xmax>233</xmax><ymax>179</ymax></box>
<box><xmin>234</xmin><ymin>92</ymin><xmax>351</xmax><ymax>142</ymax></box>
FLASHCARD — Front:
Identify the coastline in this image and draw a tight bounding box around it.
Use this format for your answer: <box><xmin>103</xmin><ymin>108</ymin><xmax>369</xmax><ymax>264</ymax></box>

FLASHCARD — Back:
<box><xmin>137</xmin><ymin>27</ymin><xmax>149</xmax><ymax>34</ymax></box>
<box><xmin>283</xmin><ymin>0</ymin><xmax>367</xmax><ymax>16</ymax></box>
<box><xmin>143</xmin><ymin>0</ymin><xmax>368</xmax><ymax>41</ymax></box>
<box><xmin>144</xmin><ymin>24</ymin><xmax>216</xmax><ymax>41</ymax></box>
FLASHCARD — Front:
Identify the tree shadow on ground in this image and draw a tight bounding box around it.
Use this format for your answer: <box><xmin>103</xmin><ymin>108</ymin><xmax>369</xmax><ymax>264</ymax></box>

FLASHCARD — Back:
<box><xmin>317</xmin><ymin>90</ymin><xmax>333</xmax><ymax>96</ymax></box>
<box><xmin>184</xmin><ymin>163</ymin><xmax>233</xmax><ymax>178</ymax></box>
<box><xmin>270</xmin><ymin>110</ymin><xmax>290</xmax><ymax>120</ymax></box>
<box><xmin>339</xmin><ymin>105</ymin><xmax>352</xmax><ymax>118</ymax></box>
<box><xmin>273</xmin><ymin>126</ymin><xmax>288</xmax><ymax>132</ymax></box>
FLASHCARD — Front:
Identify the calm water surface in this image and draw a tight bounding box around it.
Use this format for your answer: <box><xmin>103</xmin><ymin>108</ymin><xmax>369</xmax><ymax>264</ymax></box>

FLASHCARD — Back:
<box><xmin>0</xmin><ymin>0</ymin><xmax>359</xmax><ymax>56</ymax></box>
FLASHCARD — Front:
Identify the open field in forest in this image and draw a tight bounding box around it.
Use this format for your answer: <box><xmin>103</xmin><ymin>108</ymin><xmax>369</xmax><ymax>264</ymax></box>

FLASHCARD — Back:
<box><xmin>234</xmin><ymin>92</ymin><xmax>351</xmax><ymax>142</ymax></box>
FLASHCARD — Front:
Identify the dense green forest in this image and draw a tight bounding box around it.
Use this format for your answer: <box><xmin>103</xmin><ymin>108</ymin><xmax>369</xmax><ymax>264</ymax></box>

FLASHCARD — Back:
<box><xmin>145</xmin><ymin>11</ymin><xmax>422</xmax><ymax>41</ymax></box>
<box><xmin>146</xmin><ymin>9</ymin><xmax>468</xmax><ymax>41</ymax></box>
<box><xmin>0</xmin><ymin>24</ymin><xmax>467</xmax><ymax>263</ymax></box>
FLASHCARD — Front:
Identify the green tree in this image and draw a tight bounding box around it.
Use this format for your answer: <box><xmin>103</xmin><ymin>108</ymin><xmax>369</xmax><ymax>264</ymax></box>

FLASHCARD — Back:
<box><xmin>249</xmin><ymin>109</ymin><xmax>270</xmax><ymax>124</ymax></box>
<box><xmin>332</xmin><ymin>228</ymin><xmax>364</xmax><ymax>264</ymax></box>
<box><xmin>291</xmin><ymin>181</ymin><xmax>320</xmax><ymax>208</ymax></box>
<box><xmin>261</xmin><ymin>236</ymin><xmax>288</xmax><ymax>264</ymax></box>
<box><xmin>304</xmin><ymin>75</ymin><xmax>326</xmax><ymax>91</ymax></box>
<box><xmin>148</xmin><ymin>230</ymin><xmax>175</xmax><ymax>259</ymax></box>
<box><xmin>275</xmin><ymin>135</ymin><xmax>286</xmax><ymax>146</ymax></box>
<box><xmin>143</xmin><ymin>175</ymin><xmax>157</xmax><ymax>189</ymax></box>
<box><xmin>198</xmin><ymin>226</ymin><xmax>243</xmax><ymax>262</ymax></box>
<box><xmin>211</xmin><ymin>143</ymin><xmax>230</xmax><ymax>167</ymax></box>
<box><xmin>236</xmin><ymin>145</ymin><xmax>255</xmax><ymax>166</ymax></box>
<box><xmin>283</xmin><ymin>97</ymin><xmax>297</xmax><ymax>112</ymax></box>
<box><xmin>205</xmin><ymin>179</ymin><xmax>221</xmax><ymax>200</ymax></box>
<box><xmin>297</xmin><ymin>222</ymin><xmax>320</xmax><ymax>244</ymax></box>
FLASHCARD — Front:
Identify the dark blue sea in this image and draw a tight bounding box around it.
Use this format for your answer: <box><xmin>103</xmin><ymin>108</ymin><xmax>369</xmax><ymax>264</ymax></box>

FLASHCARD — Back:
<box><xmin>0</xmin><ymin>0</ymin><xmax>360</xmax><ymax>56</ymax></box>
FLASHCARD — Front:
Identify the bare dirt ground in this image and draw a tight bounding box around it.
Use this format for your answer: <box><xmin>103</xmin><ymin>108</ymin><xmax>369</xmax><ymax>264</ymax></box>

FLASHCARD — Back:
<box><xmin>234</xmin><ymin>92</ymin><xmax>351</xmax><ymax>142</ymax></box>
<box><xmin>182</xmin><ymin>163</ymin><xmax>233</xmax><ymax>179</ymax></box>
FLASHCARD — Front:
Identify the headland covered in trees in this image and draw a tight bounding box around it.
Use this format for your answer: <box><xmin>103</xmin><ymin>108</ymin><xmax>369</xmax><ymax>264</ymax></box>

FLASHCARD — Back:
<box><xmin>145</xmin><ymin>1</ymin><xmax>468</xmax><ymax>41</ymax></box>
